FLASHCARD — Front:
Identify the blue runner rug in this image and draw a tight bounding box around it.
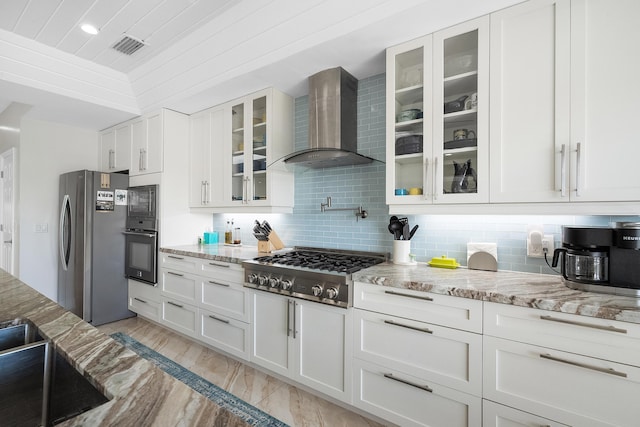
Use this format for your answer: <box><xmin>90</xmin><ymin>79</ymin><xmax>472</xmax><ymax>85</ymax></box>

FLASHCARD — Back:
<box><xmin>111</xmin><ymin>332</ymin><xmax>288</xmax><ymax>427</ymax></box>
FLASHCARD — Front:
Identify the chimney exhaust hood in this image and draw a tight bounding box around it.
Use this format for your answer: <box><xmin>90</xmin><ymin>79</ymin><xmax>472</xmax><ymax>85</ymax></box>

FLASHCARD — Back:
<box><xmin>283</xmin><ymin>67</ymin><xmax>377</xmax><ymax>169</ymax></box>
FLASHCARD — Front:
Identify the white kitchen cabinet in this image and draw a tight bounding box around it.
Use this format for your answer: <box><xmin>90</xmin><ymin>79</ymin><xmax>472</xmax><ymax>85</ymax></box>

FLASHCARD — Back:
<box><xmin>484</xmin><ymin>302</ymin><xmax>640</xmax><ymax>426</ymax></box>
<box><xmin>251</xmin><ymin>291</ymin><xmax>351</xmax><ymax>402</ymax></box>
<box><xmin>386</xmin><ymin>16</ymin><xmax>489</xmax><ymax>211</ymax></box>
<box><xmin>130</xmin><ymin>109</ymin><xmax>173</xmax><ymax>176</ymax></box>
<box><xmin>483</xmin><ymin>400</ymin><xmax>569</xmax><ymax>427</ymax></box>
<box><xmin>160</xmin><ymin>268</ymin><xmax>198</xmax><ymax>305</ymax></box>
<box><xmin>161</xmin><ymin>296</ymin><xmax>198</xmax><ymax>338</ymax></box>
<box><xmin>100</xmin><ymin>123</ymin><xmax>131</xmax><ymax>172</ymax></box>
<box><xmin>352</xmin><ymin>282</ymin><xmax>483</xmax><ymax>426</ymax></box>
<box><xmin>489</xmin><ymin>0</ymin><xmax>571</xmax><ymax>203</ymax></box>
<box><xmin>199</xmin><ymin>307</ymin><xmax>251</xmax><ymax>360</ymax></box>
<box><xmin>188</xmin><ymin>88</ymin><xmax>294</xmax><ymax>212</ymax></box>
<box><xmin>128</xmin><ymin>279</ymin><xmax>160</xmax><ymax>322</ymax></box>
<box><xmin>569</xmin><ymin>0</ymin><xmax>640</xmax><ymax>202</ymax></box>
<box><xmin>189</xmin><ymin>106</ymin><xmax>226</xmax><ymax>208</ymax></box>
<box><xmin>353</xmin><ymin>358</ymin><xmax>481</xmax><ymax>427</ymax></box>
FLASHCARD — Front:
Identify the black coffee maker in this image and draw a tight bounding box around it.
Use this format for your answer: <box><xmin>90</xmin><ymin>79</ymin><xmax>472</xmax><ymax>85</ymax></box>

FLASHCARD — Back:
<box><xmin>552</xmin><ymin>223</ymin><xmax>640</xmax><ymax>297</ymax></box>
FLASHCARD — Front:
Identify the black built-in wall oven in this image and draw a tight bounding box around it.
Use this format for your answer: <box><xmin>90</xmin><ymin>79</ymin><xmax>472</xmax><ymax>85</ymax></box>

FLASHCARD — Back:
<box><xmin>124</xmin><ymin>185</ymin><xmax>158</xmax><ymax>284</ymax></box>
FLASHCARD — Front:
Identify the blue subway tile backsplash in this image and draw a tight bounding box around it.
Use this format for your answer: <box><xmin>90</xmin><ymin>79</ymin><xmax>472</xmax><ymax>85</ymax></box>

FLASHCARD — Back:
<box><xmin>213</xmin><ymin>73</ymin><xmax>640</xmax><ymax>275</ymax></box>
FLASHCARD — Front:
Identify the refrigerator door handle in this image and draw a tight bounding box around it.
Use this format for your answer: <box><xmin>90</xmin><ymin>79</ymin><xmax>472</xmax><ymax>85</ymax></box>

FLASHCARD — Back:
<box><xmin>59</xmin><ymin>194</ymin><xmax>71</xmax><ymax>271</ymax></box>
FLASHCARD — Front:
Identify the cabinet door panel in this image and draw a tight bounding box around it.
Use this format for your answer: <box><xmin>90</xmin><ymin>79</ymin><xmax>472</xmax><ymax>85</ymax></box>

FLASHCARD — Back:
<box><xmin>484</xmin><ymin>336</ymin><xmax>640</xmax><ymax>426</ymax></box>
<box><xmin>483</xmin><ymin>400</ymin><xmax>569</xmax><ymax>427</ymax></box>
<box><xmin>161</xmin><ymin>298</ymin><xmax>198</xmax><ymax>337</ymax></box>
<box><xmin>571</xmin><ymin>0</ymin><xmax>640</xmax><ymax>202</ymax></box>
<box><xmin>251</xmin><ymin>292</ymin><xmax>291</xmax><ymax>376</ymax></box>
<box><xmin>199</xmin><ymin>309</ymin><xmax>250</xmax><ymax>360</ymax></box>
<box><xmin>489</xmin><ymin>0</ymin><xmax>570</xmax><ymax>202</ymax></box>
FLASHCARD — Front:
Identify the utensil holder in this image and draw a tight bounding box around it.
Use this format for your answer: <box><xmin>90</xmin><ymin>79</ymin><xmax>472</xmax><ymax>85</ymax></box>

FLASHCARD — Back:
<box><xmin>258</xmin><ymin>241</ymin><xmax>271</xmax><ymax>253</ymax></box>
<box><xmin>393</xmin><ymin>240</ymin><xmax>413</xmax><ymax>265</ymax></box>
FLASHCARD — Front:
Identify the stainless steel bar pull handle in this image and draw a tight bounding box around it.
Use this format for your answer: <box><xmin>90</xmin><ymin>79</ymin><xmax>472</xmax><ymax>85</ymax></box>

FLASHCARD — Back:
<box><xmin>575</xmin><ymin>142</ymin><xmax>582</xmax><ymax>197</ymax></box>
<box><xmin>559</xmin><ymin>143</ymin><xmax>566</xmax><ymax>197</ymax></box>
<box><xmin>287</xmin><ymin>299</ymin><xmax>293</xmax><ymax>337</ymax></box>
<box><xmin>384</xmin><ymin>319</ymin><xmax>433</xmax><ymax>334</ymax></box>
<box><xmin>540</xmin><ymin>315</ymin><xmax>627</xmax><ymax>334</ymax></box>
<box><xmin>433</xmin><ymin>157</ymin><xmax>438</xmax><ymax>200</ymax></box>
<box><xmin>540</xmin><ymin>353</ymin><xmax>627</xmax><ymax>378</ymax></box>
<box><xmin>383</xmin><ymin>373</ymin><xmax>433</xmax><ymax>393</ymax></box>
<box><xmin>167</xmin><ymin>271</ymin><xmax>184</xmax><ymax>277</ymax></box>
<box><xmin>167</xmin><ymin>255</ymin><xmax>184</xmax><ymax>260</ymax></box>
<box><xmin>208</xmin><ymin>280</ymin><xmax>230</xmax><ymax>287</ymax></box>
<box><xmin>208</xmin><ymin>262</ymin><xmax>230</xmax><ymax>268</ymax></box>
<box><xmin>385</xmin><ymin>290</ymin><xmax>434</xmax><ymax>302</ymax></box>
<box><xmin>109</xmin><ymin>149</ymin><xmax>115</xmax><ymax>169</ymax></box>
<box><xmin>134</xmin><ymin>297</ymin><xmax>147</xmax><ymax>304</ymax></box>
<box><xmin>424</xmin><ymin>158</ymin><xmax>429</xmax><ymax>198</ymax></box>
<box><xmin>208</xmin><ymin>315</ymin><xmax>230</xmax><ymax>324</ymax></box>
<box><xmin>167</xmin><ymin>301</ymin><xmax>183</xmax><ymax>308</ymax></box>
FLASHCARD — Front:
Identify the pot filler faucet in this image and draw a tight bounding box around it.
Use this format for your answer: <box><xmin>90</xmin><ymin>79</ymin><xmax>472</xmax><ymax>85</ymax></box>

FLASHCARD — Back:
<box><xmin>320</xmin><ymin>196</ymin><xmax>368</xmax><ymax>221</ymax></box>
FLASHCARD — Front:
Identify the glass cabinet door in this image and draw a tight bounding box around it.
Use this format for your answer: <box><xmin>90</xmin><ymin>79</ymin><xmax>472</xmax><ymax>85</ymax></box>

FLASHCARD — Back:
<box><xmin>231</xmin><ymin>102</ymin><xmax>245</xmax><ymax>203</ymax></box>
<box><xmin>251</xmin><ymin>96</ymin><xmax>267</xmax><ymax>202</ymax></box>
<box><xmin>387</xmin><ymin>36</ymin><xmax>432</xmax><ymax>204</ymax></box>
<box><xmin>433</xmin><ymin>17</ymin><xmax>488</xmax><ymax>203</ymax></box>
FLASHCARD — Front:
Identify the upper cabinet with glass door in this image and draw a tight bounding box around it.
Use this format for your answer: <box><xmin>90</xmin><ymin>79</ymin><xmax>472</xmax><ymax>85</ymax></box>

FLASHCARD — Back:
<box><xmin>433</xmin><ymin>17</ymin><xmax>489</xmax><ymax>204</ymax></box>
<box><xmin>387</xmin><ymin>17</ymin><xmax>488</xmax><ymax>212</ymax></box>
<box><xmin>226</xmin><ymin>88</ymin><xmax>294</xmax><ymax>213</ymax></box>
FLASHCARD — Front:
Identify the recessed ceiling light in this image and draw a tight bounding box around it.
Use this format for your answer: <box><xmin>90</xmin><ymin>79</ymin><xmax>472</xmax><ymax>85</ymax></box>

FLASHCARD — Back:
<box><xmin>81</xmin><ymin>24</ymin><xmax>99</xmax><ymax>35</ymax></box>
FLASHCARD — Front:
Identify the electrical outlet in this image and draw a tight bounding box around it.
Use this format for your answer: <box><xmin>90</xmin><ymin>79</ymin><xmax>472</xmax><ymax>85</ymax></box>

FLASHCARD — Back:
<box><xmin>528</xmin><ymin>231</ymin><xmax>554</xmax><ymax>258</ymax></box>
<box><xmin>541</xmin><ymin>235</ymin><xmax>554</xmax><ymax>256</ymax></box>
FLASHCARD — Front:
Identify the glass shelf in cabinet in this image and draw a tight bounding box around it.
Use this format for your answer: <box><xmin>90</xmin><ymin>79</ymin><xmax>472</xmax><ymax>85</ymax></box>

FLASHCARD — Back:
<box><xmin>443</xmin><ymin>109</ymin><xmax>476</xmax><ymax>123</ymax></box>
<box><xmin>443</xmin><ymin>146</ymin><xmax>478</xmax><ymax>155</ymax></box>
<box><xmin>394</xmin><ymin>152</ymin><xmax>423</xmax><ymax>165</ymax></box>
<box><xmin>444</xmin><ymin>71</ymin><xmax>478</xmax><ymax>96</ymax></box>
<box><xmin>395</xmin><ymin>118</ymin><xmax>423</xmax><ymax>129</ymax></box>
<box><xmin>232</xmin><ymin>127</ymin><xmax>244</xmax><ymax>133</ymax></box>
<box><xmin>395</xmin><ymin>84</ymin><xmax>423</xmax><ymax>105</ymax></box>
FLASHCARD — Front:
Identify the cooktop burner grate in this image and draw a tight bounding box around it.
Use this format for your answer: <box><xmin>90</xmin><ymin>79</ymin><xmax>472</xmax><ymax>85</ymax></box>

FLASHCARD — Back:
<box><xmin>253</xmin><ymin>250</ymin><xmax>385</xmax><ymax>274</ymax></box>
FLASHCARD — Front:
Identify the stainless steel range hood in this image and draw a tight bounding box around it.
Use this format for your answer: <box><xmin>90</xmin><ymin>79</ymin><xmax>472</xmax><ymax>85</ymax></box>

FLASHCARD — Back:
<box><xmin>283</xmin><ymin>67</ymin><xmax>376</xmax><ymax>169</ymax></box>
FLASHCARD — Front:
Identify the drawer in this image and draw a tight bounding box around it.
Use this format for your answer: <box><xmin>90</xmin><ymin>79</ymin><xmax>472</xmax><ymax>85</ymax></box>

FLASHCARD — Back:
<box><xmin>353</xmin><ymin>282</ymin><xmax>482</xmax><ymax>333</ymax></box>
<box><xmin>198</xmin><ymin>258</ymin><xmax>243</xmax><ymax>283</ymax></box>
<box><xmin>128</xmin><ymin>279</ymin><xmax>160</xmax><ymax>302</ymax></box>
<box><xmin>161</xmin><ymin>269</ymin><xmax>198</xmax><ymax>303</ymax></box>
<box><xmin>484</xmin><ymin>335</ymin><xmax>640</xmax><ymax>427</ymax></box>
<box><xmin>353</xmin><ymin>358</ymin><xmax>481</xmax><ymax>427</ymax></box>
<box><xmin>199</xmin><ymin>309</ymin><xmax>250</xmax><ymax>361</ymax></box>
<box><xmin>483</xmin><ymin>400</ymin><xmax>569</xmax><ymax>427</ymax></box>
<box><xmin>160</xmin><ymin>253</ymin><xmax>199</xmax><ymax>274</ymax></box>
<box><xmin>161</xmin><ymin>298</ymin><xmax>198</xmax><ymax>338</ymax></box>
<box><xmin>200</xmin><ymin>279</ymin><xmax>250</xmax><ymax>322</ymax></box>
<box><xmin>484</xmin><ymin>302</ymin><xmax>640</xmax><ymax>366</ymax></box>
<box><xmin>354</xmin><ymin>308</ymin><xmax>482</xmax><ymax>396</ymax></box>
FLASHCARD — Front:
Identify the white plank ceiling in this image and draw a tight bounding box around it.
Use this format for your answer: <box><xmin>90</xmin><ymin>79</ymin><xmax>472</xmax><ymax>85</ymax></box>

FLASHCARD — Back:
<box><xmin>0</xmin><ymin>0</ymin><xmax>522</xmax><ymax>130</ymax></box>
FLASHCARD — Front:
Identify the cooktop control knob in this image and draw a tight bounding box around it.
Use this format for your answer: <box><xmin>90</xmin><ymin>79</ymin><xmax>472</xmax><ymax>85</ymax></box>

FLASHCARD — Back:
<box><xmin>269</xmin><ymin>277</ymin><xmax>280</xmax><ymax>288</ymax></box>
<box><xmin>247</xmin><ymin>273</ymin><xmax>258</xmax><ymax>284</ymax></box>
<box><xmin>258</xmin><ymin>275</ymin><xmax>269</xmax><ymax>286</ymax></box>
<box><xmin>326</xmin><ymin>287</ymin><xmax>339</xmax><ymax>300</ymax></box>
<box><xmin>280</xmin><ymin>279</ymin><xmax>292</xmax><ymax>291</ymax></box>
<box><xmin>312</xmin><ymin>285</ymin><xmax>323</xmax><ymax>297</ymax></box>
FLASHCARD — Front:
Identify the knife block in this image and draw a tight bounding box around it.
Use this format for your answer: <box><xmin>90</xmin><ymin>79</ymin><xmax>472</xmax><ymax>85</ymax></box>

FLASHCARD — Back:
<box><xmin>268</xmin><ymin>230</ymin><xmax>285</xmax><ymax>250</ymax></box>
<box><xmin>258</xmin><ymin>241</ymin><xmax>272</xmax><ymax>253</ymax></box>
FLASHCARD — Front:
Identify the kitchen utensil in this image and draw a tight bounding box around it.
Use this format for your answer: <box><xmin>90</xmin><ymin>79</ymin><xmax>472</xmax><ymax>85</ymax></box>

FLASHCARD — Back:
<box><xmin>402</xmin><ymin>223</ymin><xmax>410</xmax><ymax>240</ymax></box>
<box><xmin>451</xmin><ymin>159</ymin><xmax>477</xmax><ymax>193</ymax></box>
<box><xmin>409</xmin><ymin>225</ymin><xmax>419</xmax><ymax>240</ymax></box>
<box><xmin>389</xmin><ymin>220</ymin><xmax>404</xmax><ymax>240</ymax></box>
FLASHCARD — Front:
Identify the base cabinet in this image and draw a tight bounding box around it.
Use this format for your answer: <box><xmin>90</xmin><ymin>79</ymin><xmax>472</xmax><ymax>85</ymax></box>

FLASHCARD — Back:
<box><xmin>483</xmin><ymin>400</ymin><xmax>569</xmax><ymax>427</ymax></box>
<box><xmin>128</xmin><ymin>279</ymin><xmax>160</xmax><ymax>322</ymax></box>
<box><xmin>199</xmin><ymin>308</ymin><xmax>250</xmax><ymax>360</ymax></box>
<box><xmin>161</xmin><ymin>297</ymin><xmax>198</xmax><ymax>338</ymax></box>
<box><xmin>354</xmin><ymin>358</ymin><xmax>481</xmax><ymax>427</ymax></box>
<box><xmin>251</xmin><ymin>291</ymin><xmax>351</xmax><ymax>402</ymax></box>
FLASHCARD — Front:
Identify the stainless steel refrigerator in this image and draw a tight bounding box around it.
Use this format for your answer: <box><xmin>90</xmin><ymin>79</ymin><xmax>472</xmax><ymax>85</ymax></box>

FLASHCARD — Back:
<box><xmin>58</xmin><ymin>170</ymin><xmax>134</xmax><ymax>326</ymax></box>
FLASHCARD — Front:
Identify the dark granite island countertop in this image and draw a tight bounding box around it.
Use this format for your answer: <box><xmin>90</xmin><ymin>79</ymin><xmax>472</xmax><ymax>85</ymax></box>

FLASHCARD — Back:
<box><xmin>0</xmin><ymin>270</ymin><xmax>252</xmax><ymax>426</ymax></box>
<box><xmin>353</xmin><ymin>263</ymin><xmax>640</xmax><ymax>324</ymax></box>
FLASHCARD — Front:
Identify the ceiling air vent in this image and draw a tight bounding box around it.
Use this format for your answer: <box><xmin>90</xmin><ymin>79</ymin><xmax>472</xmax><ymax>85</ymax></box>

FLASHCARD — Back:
<box><xmin>112</xmin><ymin>35</ymin><xmax>146</xmax><ymax>55</ymax></box>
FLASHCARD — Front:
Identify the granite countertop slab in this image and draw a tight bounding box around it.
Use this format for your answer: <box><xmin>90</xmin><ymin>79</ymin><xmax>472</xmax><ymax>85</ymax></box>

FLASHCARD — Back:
<box><xmin>160</xmin><ymin>244</ymin><xmax>289</xmax><ymax>265</ymax></box>
<box><xmin>353</xmin><ymin>263</ymin><xmax>640</xmax><ymax>324</ymax></box>
<box><xmin>0</xmin><ymin>270</ymin><xmax>252</xmax><ymax>426</ymax></box>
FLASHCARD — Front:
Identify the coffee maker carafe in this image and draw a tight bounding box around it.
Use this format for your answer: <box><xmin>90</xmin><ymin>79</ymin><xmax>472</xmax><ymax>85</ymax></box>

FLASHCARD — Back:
<box><xmin>552</xmin><ymin>226</ymin><xmax>612</xmax><ymax>285</ymax></box>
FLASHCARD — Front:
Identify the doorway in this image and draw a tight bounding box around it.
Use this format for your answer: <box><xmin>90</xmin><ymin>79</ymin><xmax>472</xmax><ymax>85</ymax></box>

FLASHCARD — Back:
<box><xmin>0</xmin><ymin>148</ymin><xmax>16</xmax><ymax>274</ymax></box>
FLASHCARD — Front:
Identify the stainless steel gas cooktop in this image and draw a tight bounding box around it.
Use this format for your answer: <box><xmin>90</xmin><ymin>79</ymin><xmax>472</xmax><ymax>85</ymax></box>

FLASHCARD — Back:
<box><xmin>242</xmin><ymin>247</ymin><xmax>387</xmax><ymax>308</ymax></box>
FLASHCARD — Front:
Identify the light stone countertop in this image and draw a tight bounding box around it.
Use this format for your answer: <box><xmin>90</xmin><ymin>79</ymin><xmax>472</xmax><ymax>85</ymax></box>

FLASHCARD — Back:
<box><xmin>0</xmin><ymin>270</ymin><xmax>252</xmax><ymax>426</ymax></box>
<box><xmin>160</xmin><ymin>244</ymin><xmax>289</xmax><ymax>264</ymax></box>
<box><xmin>352</xmin><ymin>262</ymin><xmax>640</xmax><ymax>324</ymax></box>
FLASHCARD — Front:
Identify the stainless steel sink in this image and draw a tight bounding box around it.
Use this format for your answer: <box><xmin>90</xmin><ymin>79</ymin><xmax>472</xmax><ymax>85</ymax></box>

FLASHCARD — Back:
<box><xmin>0</xmin><ymin>319</ymin><xmax>110</xmax><ymax>426</ymax></box>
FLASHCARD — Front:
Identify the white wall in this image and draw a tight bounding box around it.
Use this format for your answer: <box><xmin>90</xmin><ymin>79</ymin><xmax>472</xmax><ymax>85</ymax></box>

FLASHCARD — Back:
<box><xmin>19</xmin><ymin>118</ymin><xmax>98</xmax><ymax>299</ymax></box>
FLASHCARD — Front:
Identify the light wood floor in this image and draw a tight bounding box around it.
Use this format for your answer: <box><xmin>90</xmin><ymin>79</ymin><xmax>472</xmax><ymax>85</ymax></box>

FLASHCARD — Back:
<box><xmin>97</xmin><ymin>316</ymin><xmax>389</xmax><ymax>427</ymax></box>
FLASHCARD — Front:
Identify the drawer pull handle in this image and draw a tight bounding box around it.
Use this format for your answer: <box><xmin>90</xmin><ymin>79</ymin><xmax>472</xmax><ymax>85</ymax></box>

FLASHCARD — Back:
<box><xmin>208</xmin><ymin>281</ymin><xmax>230</xmax><ymax>287</ymax></box>
<box><xmin>167</xmin><ymin>255</ymin><xmax>184</xmax><ymax>260</ymax></box>
<box><xmin>539</xmin><ymin>315</ymin><xmax>627</xmax><ymax>334</ymax></box>
<box><xmin>383</xmin><ymin>373</ymin><xmax>433</xmax><ymax>393</ymax></box>
<box><xmin>208</xmin><ymin>262</ymin><xmax>230</xmax><ymax>268</ymax></box>
<box><xmin>384</xmin><ymin>290</ymin><xmax>433</xmax><ymax>302</ymax></box>
<box><xmin>208</xmin><ymin>315</ymin><xmax>230</xmax><ymax>324</ymax></box>
<box><xmin>167</xmin><ymin>301</ymin><xmax>184</xmax><ymax>308</ymax></box>
<box><xmin>133</xmin><ymin>297</ymin><xmax>147</xmax><ymax>304</ymax></box>
<box><xmin>384</xmin><ymin>319</ymin><xmax>433</xmax><ymax>334</ymax></box>
<box><xmin>167</xmin><ymin>271</ymin><xmax>184</xmax><ymax>277</ymax></box>
<box><xmin>539</xmin><ymin>353</ymin><xmax>627</xmax><ymax>378</ymax></box>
